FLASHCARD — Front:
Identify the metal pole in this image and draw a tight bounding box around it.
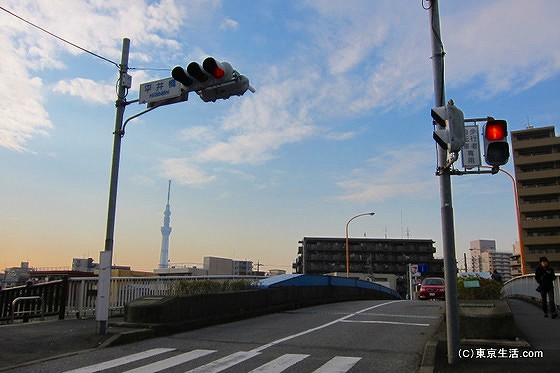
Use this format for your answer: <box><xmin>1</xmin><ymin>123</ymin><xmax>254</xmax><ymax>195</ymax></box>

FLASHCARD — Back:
<box><xmin>428</xmin><ymin>1</ymin><xmax>459</xmax><ymax>364</ymax></box>
<box><xmin>345</xmin><ymin>212</ymin><xmax>375</xmax><ymax>278</ymax></box>
<box><xmin>96</xmin><ymin>38</ymin><xmax>130</xmax><ymax>335</ymax></box>
<box><xmin>481</xmin><ymin>166</ymin><xmax>525</xmax><ymax>275</ymax></box>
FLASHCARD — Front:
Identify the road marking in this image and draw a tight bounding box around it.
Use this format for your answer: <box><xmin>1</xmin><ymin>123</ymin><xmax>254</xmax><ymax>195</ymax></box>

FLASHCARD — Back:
<box><xmin>312</xmin><ymin>356</ymin><xmax>361</xmax><ymax>373</ymax></box>
<box><xmin>360</xmin><ymin>312</ymin><xmax>441</xmax><ymax>319</ymax></box>
<box><xmin>63</xmin><ymin>348</ymin><xmax>176</xmax><ymax>373</ymax></box>
<box><xmin>251</xmin><ymin>300</ymin><xmax>404</xmax><ymax>353</ymax></box>
<box><xmin>123</xmin><ymin>349</ymin><xmax>216</xmax><ymax>373</ymax></box>
<box><xmin>186</xmin><ymin>351</ymin><xmax>261</xmax><ymax>373</ymax></box>
<box><xmin>341</xmin><ymin>319</ymin><xmax>430</xmax><ymax>327</ymax></box>
<box><xmin>248</xmin><ymin>353</ymin><xmax>309</xmax><ymax>372</ymax></box>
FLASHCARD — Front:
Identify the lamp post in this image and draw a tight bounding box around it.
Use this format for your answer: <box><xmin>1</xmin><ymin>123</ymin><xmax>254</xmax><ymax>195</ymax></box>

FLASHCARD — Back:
<box><xmin>345</xmin><ymin>212</ymin><xmax>375</xmax><ymax>278</ymax></box>
<box><xmin>481</xmin><ymin>166</ymin><xmax>524</xmax><ymax>275</ymax></box>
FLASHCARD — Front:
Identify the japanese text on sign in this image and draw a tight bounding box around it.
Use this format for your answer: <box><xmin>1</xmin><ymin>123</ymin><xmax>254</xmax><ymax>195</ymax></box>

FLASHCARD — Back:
<box><xmin>461</xmin><ymin>125</ymin><xmax>481</xmax><ymax>169</ymax></box>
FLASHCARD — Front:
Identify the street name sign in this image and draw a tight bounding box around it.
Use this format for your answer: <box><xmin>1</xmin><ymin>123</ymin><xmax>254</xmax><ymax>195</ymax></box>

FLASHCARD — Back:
<box><xmin>139</xmin><ymin>77</ymin><xmax>182</xmax><ymax>104</ymax></box>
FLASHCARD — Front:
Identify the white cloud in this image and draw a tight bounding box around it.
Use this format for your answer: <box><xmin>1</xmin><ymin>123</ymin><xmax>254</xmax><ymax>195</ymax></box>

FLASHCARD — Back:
<box><xmin>160</xmin><ymin>158</ymin><xmax>216</xmax><ymax>186</ymax></box>
<box><xmin>0</xmin><ymin>33</ymin><xmax>52</xmax><ymax>151</ymax></box>
<box><xmin>0</xmin><ymin>0</ymin><xmax>188</xmax><ymax>151</ymax></box>
<box><xmin>335</xmin><ymin>145</ymin><xmax>436</xmax><ymax>202</ymax></box>
<box><xmin>52</xmin><ymin>78</ymin><xmax>115</xmax><ymax>104</ymax></box>
<box><xmin>195</xmin><ymin>75</ymin><xmax>317</xmax><ymax>164</ymax></box>
<box><xmin>324</xmin><ymin>131</ymin><xmax>357</xmax><ymax>141</ymax></box>
<box><xmin>444</xmin><ymin>0</ymin><xmax>560</xmax><ymax>96</ymax></box>
<box><xmin>220</xmin><ymin>18</ymin><xmax>239</xmax><ymax>31</ymax></box>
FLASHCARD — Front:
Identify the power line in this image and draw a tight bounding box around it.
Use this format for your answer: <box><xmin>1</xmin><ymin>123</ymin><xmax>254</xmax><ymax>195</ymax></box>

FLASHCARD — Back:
<box><xmin>0</xmin><ymin>6</ymin><xmax>119</xmax><ymax>68</ymax></box>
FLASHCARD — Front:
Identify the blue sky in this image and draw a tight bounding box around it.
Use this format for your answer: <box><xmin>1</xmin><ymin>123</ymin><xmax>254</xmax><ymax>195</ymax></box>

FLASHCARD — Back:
<box><xmin>1</xmin><ymin>0</ymin><xmax>559</xmax><ymax>272</ymax></box>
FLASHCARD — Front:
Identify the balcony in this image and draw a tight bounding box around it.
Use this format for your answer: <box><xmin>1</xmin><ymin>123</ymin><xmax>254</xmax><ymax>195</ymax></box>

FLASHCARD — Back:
<box><xmin>512</xmin><ymin>136</ymin><xmax>559</xmax><ymax>149</ymax></box>
<box><xmin>515</xmin><ymin>169</ymin><xmax>560</xmax><ymax>181</ymax></box>
<box><xmin>518</xmin><ymin>185</ymin><xmax>559</xmax><ymax>197</ymax></box>
<box><xmin>523</xmin><ymin>235</ymin><xmax>560</xmax><ymax>246</ymax></box>
<box><xmin>519</xmin><ymin>201</ymin><xmax>559</xmax><ymax>213</ymax></box>
<box><xmin>514</xmin><ymin>153</ymin><xmax>559</xmax><ymax>166</ymax></box>
<box><xmin>522</xmin><ymin>218</ymin><xmax>560</xmax><ymax>230</ymax></box>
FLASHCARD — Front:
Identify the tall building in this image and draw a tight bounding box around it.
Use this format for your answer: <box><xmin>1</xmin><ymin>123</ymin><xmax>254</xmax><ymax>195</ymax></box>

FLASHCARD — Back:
<box><xmin>159</xmin><ymin>180</ymin><xmax>172</xmax><ymax>269</ymax></box>
<box><xmin>469</xmin><ymin>239</ymin><xmax>496</xmax><ymax>272</ymax></box>
<box><xmin>292</xmin><ymin>237</ymin><xmax>443</xmax><ymax>297</ymax></box>
<box><xmin>469</xmin><ymin>240</ymin><xmax>512</xmax><ymax>281</ymax></box>
<box><xmin>511</xmin><ymin>126</ymin><xmax>560</xmax><ymax>274</ymax></box>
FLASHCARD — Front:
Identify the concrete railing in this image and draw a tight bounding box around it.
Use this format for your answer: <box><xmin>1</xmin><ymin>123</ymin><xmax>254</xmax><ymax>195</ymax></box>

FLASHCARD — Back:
<box><xmin>66</xmin><ymin>275</ymin><xmax>264</xmax><ymax>318</ymax></box>
<box><xmin>501</xmin><ymin>273</ymin><xmax>560</xmax><ymax>308</ymax></box>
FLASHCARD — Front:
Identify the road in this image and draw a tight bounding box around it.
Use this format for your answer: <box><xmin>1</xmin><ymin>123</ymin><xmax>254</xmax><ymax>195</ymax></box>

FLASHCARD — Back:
<box><xmin>11</xmin><ymin>299</ymin><xmax>444</xmax><ymax>373</ymax></box>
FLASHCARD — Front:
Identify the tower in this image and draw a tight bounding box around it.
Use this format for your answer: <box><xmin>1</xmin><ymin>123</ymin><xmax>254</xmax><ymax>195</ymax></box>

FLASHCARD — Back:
<box><xmin>159</xmin><ymin>180</ymin><xmax>172</xmax><ymax>269</ymax></box>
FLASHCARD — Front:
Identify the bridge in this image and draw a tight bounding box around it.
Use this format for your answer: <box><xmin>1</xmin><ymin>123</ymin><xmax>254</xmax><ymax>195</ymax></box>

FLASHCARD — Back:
<box><xmin>1</xmin><ymin>273</ymin><xmax>557</xmax><ymax>323</ymax></box>
<box><xmin>1</xmin><ymin>274</ymin><xmax>560</xmax><ymax>372</ymax></box>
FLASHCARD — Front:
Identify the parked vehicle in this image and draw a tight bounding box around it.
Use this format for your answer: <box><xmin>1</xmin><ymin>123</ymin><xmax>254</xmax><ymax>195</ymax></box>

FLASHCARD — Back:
<box><xmin>418</xmin><ymin>277</ymin><xmax>445</xmax><ymax>300</ymax></box>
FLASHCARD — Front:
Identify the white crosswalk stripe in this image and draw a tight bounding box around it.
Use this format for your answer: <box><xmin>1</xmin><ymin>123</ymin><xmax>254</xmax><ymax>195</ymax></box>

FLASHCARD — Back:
<box><xmin>312</xmin><ymin>356</ymin><xmax>362</xmax><ymax>373</ymax></box>
<box><xmin>64</xmin><ymin>348</ymin><xmax>362</xmax><ymax>373</ymax></box>
<box><xmin>185</xmin><ymin>350</ymin><xmax>262</xmax><ymax>373</ymax></box>
<box><xmin>123</xmin><ymin>349</ymin><xmax>216</xmax><ymax>373</ymax></box>
<box><xmin>248</xmin><ymin>353</ymin><xmax>309</xmax><ymax>373</ymax></box>
<box><xmin>63</xmin><ymin>348</ymin><xmax>176</xmax><ymax>373</ymax></box>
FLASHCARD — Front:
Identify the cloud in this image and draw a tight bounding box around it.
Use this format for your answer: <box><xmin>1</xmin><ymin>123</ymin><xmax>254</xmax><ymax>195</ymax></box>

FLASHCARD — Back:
<box><xmin>335</xmin><ymin>145</ymin><xmax>436</xmax><ymax>202</ymax></box>
<box><xmin>324</xmin><ymin>131</ymin><xmax>357</xmax><ymax>141</ymax></box>
<box><xmin>195</xmin><ymin>75</ymin><xmax>317</xmax><ymax>164</ymax></box>
<box><xmin>0</xmin><ymin>0</ymin><xmax>188</xmax><ymax>152</ymax></box>
<box><xmin>0</xmin><ymin>32</ymin><xmax>52</xmax><ymax>151</ymax></box>
<box><xmin>220</xmin><ymin>18</ymin><xmax>239</xmax><ymax>31</ymax></box>
<box><xmin>160</xmin><ymin>158</ymin><xmax>216</xmax><ymax>186</ymax></box>
<box><xmin>52</xmin><ymin>78</ymin><xmax>115</xmax><ymax>104</ymax></box>
<box><xmin>444</xmin><ymin>0</ymin><xmax>560</xmax><ymax>96</ymax></box>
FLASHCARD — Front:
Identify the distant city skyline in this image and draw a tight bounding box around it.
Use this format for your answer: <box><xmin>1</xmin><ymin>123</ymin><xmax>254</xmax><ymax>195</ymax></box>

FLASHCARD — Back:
<box><xmin>1</xmin><ymin>1</ymin><xmax>558</xmax><ymax>272</ymax></box>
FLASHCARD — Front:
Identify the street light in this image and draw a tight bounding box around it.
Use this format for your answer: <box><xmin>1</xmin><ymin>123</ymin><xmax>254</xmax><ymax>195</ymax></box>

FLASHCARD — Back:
<box><xmin>481</xmin><ymin>166</ymin><xmax>525</xmax><ymax>275</ymax></box>
<box><xmin>345</xmin><ymin>212</ymin><xmax>375</xmax><ymax>278</ymax></box>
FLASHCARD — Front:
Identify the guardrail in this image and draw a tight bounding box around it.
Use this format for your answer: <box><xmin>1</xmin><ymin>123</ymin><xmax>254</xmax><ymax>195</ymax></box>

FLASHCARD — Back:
<box><xmin>501</xmin><ymin>273</ymin><xmax>560</xmax><ymax>308</ymax></box>
<box><xmin>10</xmin><ymin>296</ymin><xmax>44</xmax><ymax>323</ymax></box>
<box><xmin>66</xmin><ymin>275</ymin><xmax>265</xmax><ymax>318</ymax></box>
<box><xmin>0</xmin><ymin>278</ymin><xmax>67</xmax><ymax>322</ymax></box>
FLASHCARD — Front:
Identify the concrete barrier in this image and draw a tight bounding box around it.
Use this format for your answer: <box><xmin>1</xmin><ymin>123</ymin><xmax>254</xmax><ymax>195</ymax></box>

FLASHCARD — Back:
<box><xmin>459</xmin><ymin>299</ymin><xmax>517</xmax><ymax>340</ymax></box>
<box><xmin>124</xmin><ymin>286</ymin><xmax>398</xmax><ymax>335</ymax></box>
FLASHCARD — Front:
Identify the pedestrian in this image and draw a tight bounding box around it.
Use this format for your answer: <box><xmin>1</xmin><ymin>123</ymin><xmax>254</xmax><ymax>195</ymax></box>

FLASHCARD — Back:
<box><xmin>491</xmin><ymin>269</ymin><xmax>502</xmax><ymax>282</ymax></box>
<box><xmin>535</xmin><ymin>256</ymin><xmax>558</xmax><ymax>318</ymax></box>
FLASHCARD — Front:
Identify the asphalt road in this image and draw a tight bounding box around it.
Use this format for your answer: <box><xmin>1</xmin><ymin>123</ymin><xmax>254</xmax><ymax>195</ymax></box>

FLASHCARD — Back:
<box><xmin>9</xmin><ymin>299</ymin><xmax>444</xmax><ymax>373</ymax></box>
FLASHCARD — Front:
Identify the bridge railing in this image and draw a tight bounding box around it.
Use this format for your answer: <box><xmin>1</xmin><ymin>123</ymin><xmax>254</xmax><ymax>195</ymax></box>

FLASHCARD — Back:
<box><xmin>501</xmin><ymin>273</ymin><xmax>560</xmax><ymax>308</ymax></box>
<box><xmin>66</xmin><ymin>275</ymin><xmax>264</xmax><ymax>318</ymax></box>
<box><xmin>0</xmin><ymin>278</ymin><xmax>67</xmax><ymax>322</ymax></box>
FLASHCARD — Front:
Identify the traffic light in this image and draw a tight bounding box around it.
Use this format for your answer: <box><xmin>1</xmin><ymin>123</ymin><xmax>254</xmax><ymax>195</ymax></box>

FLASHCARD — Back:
<box><xmin>483</xmin><ymin>118</ymin><xmax>509</xmax><ymax>166</ymax></box>
<box><xmin>431</xmin><ymin>101</ymin><xmax>465</xmax><ymax>152</ymax></box>
<box><xmin>171</xmin><ymin>57</ymin><xmax>253</xmax><ymax>102</ymax></box>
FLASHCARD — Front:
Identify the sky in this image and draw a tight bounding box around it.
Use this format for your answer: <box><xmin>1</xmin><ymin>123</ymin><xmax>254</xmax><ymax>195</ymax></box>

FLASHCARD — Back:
<box><xmin>1</xmin><ymin>0</ymin><xmax>559</xmax><ymax>273</ymax></box>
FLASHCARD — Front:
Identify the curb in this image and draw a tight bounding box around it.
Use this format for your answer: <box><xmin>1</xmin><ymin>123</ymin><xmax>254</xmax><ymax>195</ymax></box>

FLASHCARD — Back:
<box><xmin>99</xmin><ymin>328</ymin><xmax>156</xmax><ymax>348</ymax></box>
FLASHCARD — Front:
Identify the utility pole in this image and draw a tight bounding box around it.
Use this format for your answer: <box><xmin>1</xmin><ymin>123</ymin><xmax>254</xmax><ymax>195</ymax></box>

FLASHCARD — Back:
<box><xmin>96</xmin><ymin>38</ymin><xmax>130</xmax><ymax>335</ymax></box>
<box><xmin>428</xmin><ymin>0</ymin><xmax>460</xmax><ymax>364</ymax></box>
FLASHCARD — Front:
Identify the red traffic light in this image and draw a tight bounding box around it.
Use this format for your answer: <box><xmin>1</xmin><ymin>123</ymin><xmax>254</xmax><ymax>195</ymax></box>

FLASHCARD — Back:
<box><xmin>203</xmin><ymin>57</ymin><xmax>231</xmax><ymax>80</ymax></box>
<box><xmin>484</xmin><ymin>120</ymin><xmax>507</xmax><ymax>141</ymax></box>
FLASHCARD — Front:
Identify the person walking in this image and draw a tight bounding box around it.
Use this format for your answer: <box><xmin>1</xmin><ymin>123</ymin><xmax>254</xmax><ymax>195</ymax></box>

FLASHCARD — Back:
<box><xmin>535</xmin><ymin>256</ymin><xmax>558</xmax><ymax>318</ymax></box>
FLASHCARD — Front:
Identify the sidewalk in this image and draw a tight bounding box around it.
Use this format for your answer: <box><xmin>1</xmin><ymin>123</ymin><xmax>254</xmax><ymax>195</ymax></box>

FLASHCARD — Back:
<box><xmin>432</xmin><ymin>298</ymin><xmax>560</xmax><ymax>373</ymax></box>
<box><xmin>1</xmin><ymin>299</ymin><xmax>558</xmax><ymax>372</ymax></box>
<box><xmin>0</xmin><ymin>317</ymin><xmax>146</xmax><ymax>371</ymax></box>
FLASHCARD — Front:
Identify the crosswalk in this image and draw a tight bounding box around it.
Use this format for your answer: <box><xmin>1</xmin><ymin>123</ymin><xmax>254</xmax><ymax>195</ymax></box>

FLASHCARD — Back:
<box><xmin>63</xmin><ymin>348</ymin><xmax>362</xmax><ymax>373</ymax></box>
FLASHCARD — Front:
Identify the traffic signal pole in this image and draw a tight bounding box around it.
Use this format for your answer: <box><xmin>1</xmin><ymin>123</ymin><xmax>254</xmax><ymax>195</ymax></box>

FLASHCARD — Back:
<box><xmin>96</xmin><ymin>38</ymin><xmax>130</xmax><ymax>335</ymax></box>
<box><xmin>428</xmin><ymin>0</ymin><xmax>460</xmax><ymax>364</ymax></box>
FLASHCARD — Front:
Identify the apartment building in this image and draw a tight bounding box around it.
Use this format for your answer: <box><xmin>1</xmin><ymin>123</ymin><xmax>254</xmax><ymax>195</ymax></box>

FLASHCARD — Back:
<box><xmin>511</xmin><ymin>126</ymin><xmax>560</xmax><ymax>273</ymax></box>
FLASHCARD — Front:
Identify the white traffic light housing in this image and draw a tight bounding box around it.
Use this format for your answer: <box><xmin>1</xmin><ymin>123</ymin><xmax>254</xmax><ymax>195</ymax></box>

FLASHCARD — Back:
<box><xmin>483</xmin><ymin>118</ymin><xmax>509</xmax><ymax>166</ymax></box>
<box><xmin>431</xmin><ymin>101</ymin><xmax>465</xmax><ymax>152</ymax></box>
<box><xmin>171</xmin><ymin>57</ymin><xmax>253</xmax><ymax>102</ymax></box>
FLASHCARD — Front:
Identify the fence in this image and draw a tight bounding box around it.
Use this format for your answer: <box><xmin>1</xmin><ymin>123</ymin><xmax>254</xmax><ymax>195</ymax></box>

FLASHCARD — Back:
<box><xmin>0</xmin><ymin>278</ymin><xmax>67</xmax><ymax>322</ymax></box>
<box><xmin>501</xmin><ymin>273</ymin><xmax>560</xmax><ymax>308</ymax></box>
<box><xmin>65</xmin><ymin>275</ymin><xmax>264</xmax><ymax>319</ymax></box>
<box><xmin>6</xmin><ymin>274</ymin><xmax>553</xmax><ymax>321</ymax></box>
